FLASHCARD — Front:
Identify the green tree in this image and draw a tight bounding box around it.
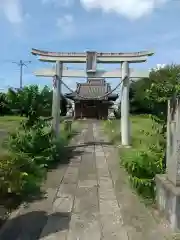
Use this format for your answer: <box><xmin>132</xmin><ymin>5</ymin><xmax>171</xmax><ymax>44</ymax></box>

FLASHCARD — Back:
<box><xmin>0</xmin><ymin>92</ymin><xmax>10</xmax><ymax>115</ymax></box>
<box><xmin>146</xmin><ymin>64</ymin><xmax>180</xmax><ymax>123</ymax></box>
<box><xmin>2</xmin><ymin>84</ymin><xmax>68</xmax><ymax>118</ymax></box>
<box><xmin>129</xmin><ymin>78</ymin><xmax>153</xmax><ymax>114</ymax></box>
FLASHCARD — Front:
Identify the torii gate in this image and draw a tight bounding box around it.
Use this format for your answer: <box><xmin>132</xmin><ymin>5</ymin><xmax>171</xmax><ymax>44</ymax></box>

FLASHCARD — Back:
<box><xmin>31</xmin><ymin>49</ymin><xmax>154</xmax><ymax>145</ymax></box>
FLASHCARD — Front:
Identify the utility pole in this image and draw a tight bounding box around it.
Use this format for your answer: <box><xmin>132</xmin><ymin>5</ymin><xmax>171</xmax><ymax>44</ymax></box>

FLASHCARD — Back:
<box><xmin>12</xmin><ymin>60</ymin><xmax>31</xmax><ymax>89</ymax></box>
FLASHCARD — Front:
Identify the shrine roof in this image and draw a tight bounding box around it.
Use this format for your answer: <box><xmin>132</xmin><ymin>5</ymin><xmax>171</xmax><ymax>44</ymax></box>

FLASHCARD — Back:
<box><xmin>87</xmin><ymin>78</ymin><xmax>105</xmax><ymax>85</ymax></box>
<box><xmin>65</xmin><ymin>78</ymin><xmax>118</xmax><ymax>101</ymax></box>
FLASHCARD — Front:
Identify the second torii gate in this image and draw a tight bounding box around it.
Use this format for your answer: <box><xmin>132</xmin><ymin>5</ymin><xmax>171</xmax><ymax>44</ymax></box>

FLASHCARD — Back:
<box><xmin>31</xmin><ymin>49</ymin><xmax>154</xmax><ymax>145</ymax></box>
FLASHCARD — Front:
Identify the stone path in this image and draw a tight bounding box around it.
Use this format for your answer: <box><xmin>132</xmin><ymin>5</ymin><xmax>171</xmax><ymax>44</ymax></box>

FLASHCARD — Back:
<box><xmin>0</xmin><ymin>121</ymin><xmax>173</xmax><ymax>239</ymax></box>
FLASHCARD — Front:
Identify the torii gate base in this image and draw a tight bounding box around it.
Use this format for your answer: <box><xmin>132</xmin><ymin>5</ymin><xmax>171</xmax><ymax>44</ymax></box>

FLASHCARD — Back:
<box><xmin>31</xmin><ymin>49</ymin><xmax>154</xmax><ymax>145</ymax></box>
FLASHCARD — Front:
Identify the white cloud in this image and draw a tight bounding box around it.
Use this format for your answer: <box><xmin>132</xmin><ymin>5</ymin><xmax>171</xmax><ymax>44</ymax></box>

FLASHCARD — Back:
<box><xmin>0</xmin><ymin>0</ymin><xmax>23</xmax><ymax>24</ymax></box>
<box><xmin>57</xmin><ymin>14</ymin><xmax>73</xmax><ymax>26</ymax></box>
<box><xmin>56</xmin><ymin>14</ymin><xmax>75</xmax><ymax>38</ymax></box>
<box><xmin>42</xmin><ymin>0</ymin><xmax>73</xmax><ymax>7</ymax></box>
<box><xmin>80</xmin><ymin>0</ymin><xmax>169</xmax><ymax>20</ymax></box>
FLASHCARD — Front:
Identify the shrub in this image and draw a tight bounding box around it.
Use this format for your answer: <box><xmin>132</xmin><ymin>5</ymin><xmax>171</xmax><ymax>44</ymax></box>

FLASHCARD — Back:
<box><xmin>4</xmin><ymin>85</ymin><xmax>68</xmax><ymax>118</ymax></box>
<box><xmin>0</xmin><ymin>152</ymin><xmax>44</xmax><ymax>197</ymax></box>
<box><xmin>121</xmin><ymin>148</ymin><xmax>164</xmax><ymax>198</ymax></box>
<box><xmin>0</xmin><ymin>117</ymin><xmax>70</xmax><ymax>200</ymax></box>
<box><xmin>120</xmin><ymin>117</ymin><xmax>165</xmax><ymax>199</ymax></box>
<box><xmin>104</xmin><ymin>116</ymin><xmax>165</xmax><ymax>200</ymax></box>
<box><xmin>8</xmin><ymin>120</ymin><xmax>56</xmax><ymax>167</ymax></box>
<box><xmin>121</xmin><ymin>64</ymin><xmax>180</xmax><ymax>119</ymax></box>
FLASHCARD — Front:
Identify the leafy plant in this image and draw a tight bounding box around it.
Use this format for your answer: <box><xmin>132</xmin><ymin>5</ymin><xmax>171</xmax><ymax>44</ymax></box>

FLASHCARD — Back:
<box><xmin>3</xmin><ymin>85</ymin><xmax>68</xmax><ymax>118</ymax></box>
<box><xmin>0</xmin><ymin>93</ymin><xmax>10</xmax><ymax>115</ymax></box>
<box><xmin>0</xmin><ymin>82</ymin><xmax>75</xmax><ymax>207</ymax></box>
<box><xmin>121</xmin><ymin>119</ymin><xmax>165</xmax><ymax>198</ymax></box>
<box><xmin>0</xmin><ymin>119</ymin><xmax>70</xmax><ymax>201</ymax></box>
<box><xmin>0</xmin><ymin>152</ymin><xmax>44</xmax><ymax>197</ymax></box>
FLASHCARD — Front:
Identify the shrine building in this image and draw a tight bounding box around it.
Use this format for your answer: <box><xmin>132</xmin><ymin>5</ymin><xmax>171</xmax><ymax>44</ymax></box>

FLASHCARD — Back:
<box><xmin>65</xmin><ymin>78</ymin><xmax>118</xmax><ymax>119</ymax></box>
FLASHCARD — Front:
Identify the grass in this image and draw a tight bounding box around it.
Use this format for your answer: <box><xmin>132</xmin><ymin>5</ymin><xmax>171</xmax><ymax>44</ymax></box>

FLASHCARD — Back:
<box><xmin>104</xmin><ymin>114</ymin><xmax>163</xmax><ymax>154</ymax></box>
<box><xmin>104</xmin><ymin>114</ymin><xmax>165</xmax><ymax>202</ymax></box>
<box><xmin>0</xmin><ymin>115</ymin><xmax>78</xmax><ymax>156</ymax></box>
<box><xmin>0</xmin><ymin>116</ymin><xmax>25</xmax><ymax>131</ymax></box>
<box><xmin>0</xmin><ymin>116</ymin><xmax>25</xmax><ymax>155</ymax></box>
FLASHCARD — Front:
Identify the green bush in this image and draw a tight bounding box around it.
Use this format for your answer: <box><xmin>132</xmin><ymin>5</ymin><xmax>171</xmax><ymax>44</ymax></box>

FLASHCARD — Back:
<box><xmin>2</xmin><ymin>85</ymin><xmax>68</xmax><ymax>117</ymax></box>
<box><xmin>120</xmin><ymin>117</ymin><xmax>165</xmax><ymax>199</ymax></box>
<box><xmin>121</xmin><ymin>148</ymin><xmax>164</xmax><ymax>198</ymax></box>
<box><xmin>0</xmin><ymin>152</ymin><xmax>44</xmax><ymax>196</ymax></box>
<box><xmin>8</xmin><ymin>120</ymin><xmax>55</xmax><ymax>167</ymax></box>
<box><xmin>0</xmin><ymin>117</ymin><xmax>70</xmax><ymax>199</ymax></box>
<box><xmin>104</xmin><ymin>116</ymin><xmax>165</xmax><ymax>200</ymax></box>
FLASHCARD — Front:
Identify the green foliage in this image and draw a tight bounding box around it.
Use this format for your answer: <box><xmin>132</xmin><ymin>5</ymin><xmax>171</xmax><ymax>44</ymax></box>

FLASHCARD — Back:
<box><xmin>118</xmin><ymin>64</ymin><xmax>180</xmax><ymax>121</ymax></box>
<box><xmin>104</xmin><ymin>116</ymin><xmax>165</xmax><ymax>200</ymax></box>
<box><xmin>0</xmin><ymin>152</ymin><xmax>44</xmax><ymax>196</ymax></box>
<box><xmin>0</xmin><ymin>116</ymin><xmax>71</xmax><ymax>199</ymax></box>
<box><xmin>122</xmin><ymin>147</ymin><xmax>164</xmax><ymax>198</ymax></box>
<box><xmin>1</xmin><ymin>85</ymin><xmax>68</xmax><ymax>117</ymax></box>
<box><xmin>147</xmin><ymin>64</ymin><xmax>180</xmax><ymax>103</ymax></box>
<box><xmin>145</xmin><ymin>65</ymin><xmax>180</xmax><ymax>128</ymax></box>
<box><xmin>8</xmin><ymin>120</ymin><xmax>55</xmax><ymax>164</ymax></box>
<box><xmin>0</xmin><ymin>93</ymin><xmax>10</xmax><ymax>115</ymax></box>
<box><xmin>7</xmin><ymin>85</ymin><xmax>52</xmax><ymax>117</ymax></box>
<box><xmin>129</xmin><ymin>78</ymin><xmax>153</xmax><ymax>114</ymax></box>
<box><xmin>0</xmin><ymin>87</ymin><xmax>72</xmax><ymax>202</ymax></box>
<box><xmin>124</xmin><ymin>118</ymin><xmax>165</xmax><ymax>199</ymax></box>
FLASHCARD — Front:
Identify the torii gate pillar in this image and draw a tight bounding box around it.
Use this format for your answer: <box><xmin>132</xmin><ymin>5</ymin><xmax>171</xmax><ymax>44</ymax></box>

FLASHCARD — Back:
<box><xmin>121</xmin><ymin>61</ymin><xmax>130</xmax><ymax>146</ymax></box>
<box><xmin>52</xmin><ymin>61</ymin><xmax>62</xmax><ymax>137</ymax></box>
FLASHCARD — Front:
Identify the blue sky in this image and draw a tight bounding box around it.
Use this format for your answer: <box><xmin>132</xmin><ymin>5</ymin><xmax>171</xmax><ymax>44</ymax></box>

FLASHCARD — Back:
<box><xmin>0</xmin><ymin>0</ymin><xmax>179</xmax><ymax>94</ymax></box>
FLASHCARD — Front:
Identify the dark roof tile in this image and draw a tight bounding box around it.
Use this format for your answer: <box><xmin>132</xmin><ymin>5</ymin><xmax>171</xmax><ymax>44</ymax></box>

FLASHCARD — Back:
<box><xmin>87</xmin><ymin>78</ymin><xmax>105</xmax><ymax>85</ymax></box>
<box><xmin>77</xmin><ymin>84</ymin><xmax>108</xmax><ymax>99</ymax></box>
<box><xmin>66</xmin><ymin>78</ymin><xmax>118</xmax><ymax>101</ymax></box>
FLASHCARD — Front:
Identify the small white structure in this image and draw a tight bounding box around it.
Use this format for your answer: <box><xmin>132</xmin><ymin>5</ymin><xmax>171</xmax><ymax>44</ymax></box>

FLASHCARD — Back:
<box><xmin>108</xmin><ymin>111</ymin><xmax>115</xmax><ymax>119</ymax></box>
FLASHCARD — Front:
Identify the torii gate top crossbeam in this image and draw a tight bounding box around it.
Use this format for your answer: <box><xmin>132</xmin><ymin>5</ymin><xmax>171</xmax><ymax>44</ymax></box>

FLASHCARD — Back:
<box><xmin>31</xmin><ymin>48</ymin><xmax>154</xmax><ymax>63</ymax></box>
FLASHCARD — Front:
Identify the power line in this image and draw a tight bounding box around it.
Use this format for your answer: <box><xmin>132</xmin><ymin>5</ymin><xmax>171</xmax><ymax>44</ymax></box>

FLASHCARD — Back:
<box><xmin>12</xmin><ymin>60</ymin><xmax>31</xmax><ymax>89</ymax></box>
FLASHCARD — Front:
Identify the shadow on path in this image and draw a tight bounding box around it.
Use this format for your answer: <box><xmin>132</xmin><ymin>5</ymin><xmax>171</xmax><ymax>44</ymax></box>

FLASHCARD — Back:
<box><xmin>69</xmin><ymin>141</ymin><xmax>113</xmax><ymax>149</ymax></box>
<box><xmin>0</xmin><ymin>211</ymin><xmax>71</xmax><ymax>240</ymax></box>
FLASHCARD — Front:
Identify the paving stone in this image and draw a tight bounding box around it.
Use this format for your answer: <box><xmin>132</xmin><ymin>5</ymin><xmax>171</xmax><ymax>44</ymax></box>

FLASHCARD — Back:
<box><xmin>78</xmin><ymin>179</ymin><xmax>97</xmax><ymax>187</ymax></box>
<box><xmin>99</xmin><ymin>176</ymin><xmax>113</xmax><ymax>187</ymax></box>
<box><xmin>99</xmin><ymin>199</ymin><xmax>120</xmax><ymax>214</ymax></box>
<box><xmin>39</xmin><ymin>213</ymin><xmax>70</xmax><ymax>240</ymax></box>
<box><xmin>68</xmin><ymin>157</ymin><xmax>81</xmax><ymax>167</ymax></box>
<box><xmin>62</xmin><ymin>167</ymin><xmax>79</xmax><ymax>184</ymax></box>
<box><xmin>67</xmin><ymin>213</ymin><xmax>101</xmax><ymax>240</ymax></box>
<box><xmin>57</xmin><ymin>183</ymin><xmax>77</xmax><ymax>198</ymax></box>
<box><xmin>96</xmin><ymin>166</ymin><xmax>109</xmax><ymax>177</ymax></box>
<box><xmin>95</xmin><ymin>151</ymin><xmax>105</xmax><ymax>157</ymax></box>
<box><xmin>74</xmin><ymin>186</ymin><xmax>99</xmax><ymax>213</ymax></box>
<box><xmin>53</xmin><ymin>197</ymin><xmax>74</xmax><ymax>213</ymax></box>
<box><xmin>96</xmin><ymin>157</ymin><xmax>107</xmax><ymax>168</ymax></box>
<box><xmin>79</xmin><ymin>170</ymin><xmax>96</xmax><ymax>181</ymax></box>
<box><xmin>98</xmin><ymin>187</ymin><xmax>116</xmax><ymax>200</ymax></box>
<box><xmin>40</xmin><ymin>231</ymin><xmax>67</xmax><ymax>240</ymax></box>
